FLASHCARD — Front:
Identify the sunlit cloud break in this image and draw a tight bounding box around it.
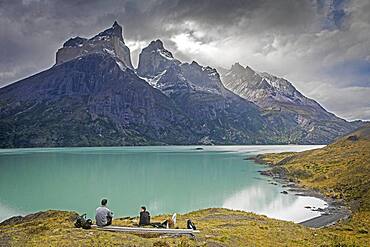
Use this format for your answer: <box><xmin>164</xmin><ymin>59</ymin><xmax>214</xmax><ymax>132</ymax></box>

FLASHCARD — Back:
<box><xmin>0</xmin><ymin>0</ymin><xmax>369</xmax><ymax>120</ymax></box>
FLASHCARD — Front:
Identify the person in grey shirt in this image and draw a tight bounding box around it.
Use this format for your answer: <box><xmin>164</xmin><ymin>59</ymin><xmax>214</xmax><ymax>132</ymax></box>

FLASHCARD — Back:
<box><xmin>95</xmin><ymin>198</ymin><xmax>113</xmax><ymax>227</ymax></box>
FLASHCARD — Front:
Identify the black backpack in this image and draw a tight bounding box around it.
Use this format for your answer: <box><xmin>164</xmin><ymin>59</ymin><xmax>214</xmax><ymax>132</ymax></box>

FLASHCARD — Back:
<box><xmin>187</xmin><ymin>219</ymin><xmax>196</xmax><ymax>230</ymax></box>
<box><xmin>75</xmin><ymin>214</ymin><xmax>92</xmax><ymax>229</ymax></box>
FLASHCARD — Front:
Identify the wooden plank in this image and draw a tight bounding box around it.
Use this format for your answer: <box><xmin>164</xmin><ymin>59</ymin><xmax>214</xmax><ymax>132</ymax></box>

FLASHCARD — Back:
<box><xmin>92</xmin><ymin>225</ymin><xmax>199</xmax><ymax>235</ymax></box>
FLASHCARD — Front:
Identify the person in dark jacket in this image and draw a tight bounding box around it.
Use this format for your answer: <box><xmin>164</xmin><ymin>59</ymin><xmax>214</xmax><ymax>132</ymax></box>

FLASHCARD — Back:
<box><xmin>139</xmin><ymin>206</ymin><xmax>150</xmax><ymax>226</ymax></box>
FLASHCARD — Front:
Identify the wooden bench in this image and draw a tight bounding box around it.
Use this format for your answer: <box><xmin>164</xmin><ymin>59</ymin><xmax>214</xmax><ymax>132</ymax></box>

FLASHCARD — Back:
<box><xmin>92</xmin><ymin>225</ymin><xmax>199</xmax><ymax>237</ymax></box>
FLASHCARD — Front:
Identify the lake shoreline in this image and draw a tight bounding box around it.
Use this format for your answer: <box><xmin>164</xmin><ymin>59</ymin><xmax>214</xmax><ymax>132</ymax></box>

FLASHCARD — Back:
<box><xmin>247</xmin><ymin>156</ymin><xmax>351</xmax><ymax>228</ymax></box>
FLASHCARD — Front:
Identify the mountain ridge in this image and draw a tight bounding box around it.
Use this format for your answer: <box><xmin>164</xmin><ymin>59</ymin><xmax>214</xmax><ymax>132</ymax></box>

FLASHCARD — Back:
<box><xmin>0</xmin><ymin>21</ymin><xmax>363</xmax><ymax>147</ymax></box>
<box><xmin>221</xmin><ymin>62</ymin><xmax>363</xmax><ymax>143</ymax></box>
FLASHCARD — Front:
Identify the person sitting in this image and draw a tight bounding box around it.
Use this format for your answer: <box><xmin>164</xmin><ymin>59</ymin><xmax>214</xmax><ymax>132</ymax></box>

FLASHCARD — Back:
<box><xmin>95</xmin><ymin>198</ymin><xmax>113</xmax><ymax>227</ymax></box>
<box><xmin>139</xmin><ymin>206</ymin><xmax>150</xmax><ymax>226</ymax></box>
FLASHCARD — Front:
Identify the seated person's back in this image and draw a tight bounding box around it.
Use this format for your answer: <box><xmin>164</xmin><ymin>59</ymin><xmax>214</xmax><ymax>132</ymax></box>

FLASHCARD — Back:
<box><xmin>139</xmin><ymin>206</ymin><xmax>150</xmax><ymax>226</ymax></box>
<box><xmin>95</xmin><ymin>199</ymin><xmax>113</xmax><ymax>227</ymax></box>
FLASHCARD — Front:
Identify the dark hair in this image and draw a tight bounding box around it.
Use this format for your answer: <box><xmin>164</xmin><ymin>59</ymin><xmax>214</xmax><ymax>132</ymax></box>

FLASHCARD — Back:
<box><xmin>101</xmin><ymin>199</ymin><xmax>108</xmax><ymax>206</ymax></box>
<box><xmin>141</xmin><ymin>206</ymin><xmax>146</xmax><ymax>211</ymax></box>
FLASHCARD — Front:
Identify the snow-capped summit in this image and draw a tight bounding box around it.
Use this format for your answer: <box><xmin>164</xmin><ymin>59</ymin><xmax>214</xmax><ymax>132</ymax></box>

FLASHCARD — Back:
<box><xmin>94</xmin><ymin>21</ymin><xmax>124</xmax><ymax>42</ymax></box>
<box><xmin>137</xmin><ymin>40</ymin><xmax>224</xmax><ymax>95</ymax></box>
<box><xmin>55</xmin><ymin>21</ymin><xmax>133</xmax><ymax>69</ymax></box>
<box><xmin>219</xmin><ymin>63</ymin><xmax>366</xmax><ymax>142</ymax></box>
<box><xmin>222</xmin><ymin>63</ymin><xmax>320</xmax><ymax>110</ymax></box>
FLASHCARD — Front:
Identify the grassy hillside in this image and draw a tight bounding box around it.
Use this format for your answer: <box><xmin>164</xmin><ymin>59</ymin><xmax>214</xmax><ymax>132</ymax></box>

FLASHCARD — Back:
<box><xmin>258</xmin><ymin>123</ymin><xmax>370</xmax><ymax>211</ymax></box>
<box><xmin>0</xmin><ymin>208</ymin><xmax>369</xmax><ymax>247</ymax></box>
<box><xmin>256</xmin><ymin>123</ymin><xmax>370</xmax><ymax>246</ymax></box>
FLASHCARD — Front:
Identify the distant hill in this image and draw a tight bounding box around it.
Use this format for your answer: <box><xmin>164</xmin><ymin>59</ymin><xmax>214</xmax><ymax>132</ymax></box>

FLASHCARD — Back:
<box><xmin>0</xmin><ymin>22</ymin><xmax>364</xmax><ymax>147</ymax></box>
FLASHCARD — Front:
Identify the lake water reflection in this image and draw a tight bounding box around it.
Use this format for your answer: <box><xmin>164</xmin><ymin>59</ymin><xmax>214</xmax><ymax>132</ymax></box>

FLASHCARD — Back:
<box><xmin>0</xmin><ymin>145</ymin><xmax>325</xmax><ymax>222</ymax></box>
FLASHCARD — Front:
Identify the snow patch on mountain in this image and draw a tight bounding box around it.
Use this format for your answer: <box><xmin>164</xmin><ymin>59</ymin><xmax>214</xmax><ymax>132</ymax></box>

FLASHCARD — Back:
<box><xmin>221</xmin><ymin>63</ymin><xmax>321</xmax><ymax>109</ymax></box>
<box><xmin>138</xmin><ymin>70</ymin><xmax>167</xmax><ymax>88</ymax></box>
<box><xmin>137</xmin><ymin>41</ymin><xmax>226</xmax><ymax>96</ymax></box>
<box><xmin>55</xmin><ymin>21</ymin><xmax>133</xmax><ymax>69</ymax></box>
<box><xmin>116</xmin><ymin>60</ymin><xmax>127</xmax><ymax>71</ymax></box>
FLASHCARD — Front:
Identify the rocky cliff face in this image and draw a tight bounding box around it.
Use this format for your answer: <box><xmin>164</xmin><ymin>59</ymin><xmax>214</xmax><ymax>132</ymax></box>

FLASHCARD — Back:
<box><xmin>137</xmin><ymin>41</ymin><xmax>274</xmax><ymax>144</ymax></box>
<box><xmin>56</xmin><ymin>21</ymin><xmax>133</xmax><ymax>69</ymax></box>
<box><xmin>137</xmin><ymin>39</ymin><xmax>179</xmax><ymax>78</ymax></box>
<box><xmin>0</xmin><ymin>22</ymin><xmax>363</xmax><ymax>147</ymax></box>
<box><xmin>222</xmin><ymin>63</ymin><xmax>324</xmax><ymax>111</ymax></box>
<box><xmin>0</xmin><ymin>22</ymin><xmax>274</xmax><ymax>147</ymax></box>
<box><xmin>137</xmin><ymin>40</ymin><xmax>224</xmax><ymax>96</ymax></box>
<box><xmin>0</xmin><ymin>52</ymin><xmax>198</xmax><ymax>147</ymax></box>
<box><xmin>221</xmin><ymin>63</ymin><xmax>363</xmax><ymax>143</ymax></box>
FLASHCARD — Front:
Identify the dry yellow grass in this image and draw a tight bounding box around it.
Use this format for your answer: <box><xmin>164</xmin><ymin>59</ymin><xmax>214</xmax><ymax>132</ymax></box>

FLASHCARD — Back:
<box><xmin>259</xmin><ymin>124</ymin><xmax>370</xmax><ymax>211</ymax></box>
<box><xmin>1</xmin><ymin>208</ymin><xmax>369</xmax><ymax>247</ymax></box>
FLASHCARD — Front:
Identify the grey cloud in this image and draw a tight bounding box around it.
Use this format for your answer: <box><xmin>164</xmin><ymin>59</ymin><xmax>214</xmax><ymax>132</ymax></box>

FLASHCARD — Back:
<box><xmin>0</xmin><ymin>0</ymin><xmax>369</xmax><ymax>120</ymax></box>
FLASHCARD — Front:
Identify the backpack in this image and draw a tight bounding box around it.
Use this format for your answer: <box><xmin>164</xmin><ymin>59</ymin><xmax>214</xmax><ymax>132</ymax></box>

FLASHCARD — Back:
<box><xmin>75</xmin><ymin>214</ymin><xmax>93</xmax><ymax>229</ymax></box>
<box><xmin>187</xmin><ymin>219</ymin><xmax>196</xmax><ymax>230</ymax></box>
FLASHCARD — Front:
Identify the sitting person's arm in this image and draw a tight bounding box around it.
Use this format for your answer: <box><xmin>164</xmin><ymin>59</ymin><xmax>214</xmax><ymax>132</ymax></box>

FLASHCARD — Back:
<box><xmin>107</xmin><ymin>209</ymin><xmax>113</xmax><ymax>218</ymax></box>
<box><xmin>105</xmin><ymin>209</ymin><xmax>113</xmax><ymax>226</ymax></box>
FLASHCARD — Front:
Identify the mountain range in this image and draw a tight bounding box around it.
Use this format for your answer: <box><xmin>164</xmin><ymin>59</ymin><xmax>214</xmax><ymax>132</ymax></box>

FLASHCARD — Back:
<box><xmin>0</xmin><ymin>22</ymin><xmax>363</xmax><ymax>147</ymax></box>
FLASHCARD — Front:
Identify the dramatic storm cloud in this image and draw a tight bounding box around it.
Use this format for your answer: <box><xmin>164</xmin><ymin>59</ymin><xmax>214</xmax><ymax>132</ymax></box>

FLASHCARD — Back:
<box><xmin>0</xmin><ymin>0</ymin><xmax>369</xmax><ymax>120</ymax></box>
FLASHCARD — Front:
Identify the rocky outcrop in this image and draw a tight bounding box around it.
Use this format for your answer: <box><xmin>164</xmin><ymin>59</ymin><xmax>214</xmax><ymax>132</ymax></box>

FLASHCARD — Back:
<box><xmin>137</xmin><ymin>39</ymin><xmax>179</xmax><ymax>78</ymax></box>
<box><xmin>221</xmin><ymin>63</ymin><xmax>364</xmax><ymax>143</ymax></box>
<box><xmin>56</xmin><ymin>21</ymin><xmax>133</xmax><ymax>69</ymax></box>
<box><xmin>222</xmin><ymin>63</ymin><xmax>327</xmax><ymax>111</ymax></box>
<box><xmin>137</xmin><ymin>41</ymin><xmax>224</xmax><ymax>96</ymax></box>
<box><xmin>137</xmin><ymin>41</ymin><xmax>273</xmax><ymax>144</ymax></box>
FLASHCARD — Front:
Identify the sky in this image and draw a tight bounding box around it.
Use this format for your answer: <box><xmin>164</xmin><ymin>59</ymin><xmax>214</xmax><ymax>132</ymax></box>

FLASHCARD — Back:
<box><xmin>0</xmin><ymin>0</ymin><xmax>369</xmax><ymax>120</ymax></box>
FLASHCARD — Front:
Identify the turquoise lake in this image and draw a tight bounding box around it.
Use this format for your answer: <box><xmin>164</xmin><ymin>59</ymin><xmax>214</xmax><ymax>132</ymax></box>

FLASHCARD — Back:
<box><xmin>0</xmin><ymin>145</ymin><xmax>326</xmax><ymax>223</ymax></box>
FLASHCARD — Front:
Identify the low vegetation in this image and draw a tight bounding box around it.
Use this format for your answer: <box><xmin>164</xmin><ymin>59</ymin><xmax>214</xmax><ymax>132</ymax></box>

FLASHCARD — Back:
<box><xmin>0</xmin><ymin>208</ymin><xmax>369</xmax><ymax>247</ymax></box>
<box><xmin>258</xmin><ymin>124</ymin><xmax>370</xmax><ymax>211</ymax></box>
<box><xmin>257</xmin><ymin>123</ymin><xmax>370</xmax><ymax>246</ymax></box>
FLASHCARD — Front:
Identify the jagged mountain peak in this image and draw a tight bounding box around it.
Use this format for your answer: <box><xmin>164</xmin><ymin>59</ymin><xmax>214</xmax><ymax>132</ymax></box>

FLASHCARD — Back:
<box><xmin>187</xmin><ymin>61</ymin><xmax>217</xmax><ymax>73</ymax></box>
<box><xmin>63</xmin><ymin>37</ymin><xmax>87</xmax><ymax>48</ymax></box>
<box><xmin>137</xmin><ymin>39</ymin><xmax>178</xmax><ymax>78</ymax></box>
<box><xmin>142</xmin><ymin>39</ymin><xmax>174</xmax><ymax>60</ymax></box>
<box><xmin>183</xmin><ymin>61</ymin><xmax>218</xmax><ymax>77</ymax></box>
<box><xmin>219</xmin><ymin>61</ymin><xmax>365</xmax><ymax>142</ymax></box>
<box><xmin>56</xmin><ymin>21</ymin><xmax>133</xmax><ymax>69</ymax></box>
<box><xmin>230</xmin><ymin>62</ymin><xmax>243</xmax><ymax>71</ymax></box>
<box><xmin>0</xmin><ymin>22</ymin><xmax>364</xmax><ymax>148</ymax></box>
<box><xmin>137</xmin><ymin>39</ymin><xmax>225</xmax><ymax>95</ymax></box>
<box><xmin>147</xmin><ymin>39</ymin><xmax>164</xmax><ymax>50</ymax></box>
<box><xmin>222</xmin><ymin>62</ymin><xmax>342</xmax><ymax>117</ymax></box>
<box><xmin>62</xmin><ymin>21</ymin><xmax>124</xmax><ymax>49</ymax></box>
<box><xmin>229</xmin><ymin>63</ymin><xmax>255</xmax><ymax>75</ymax></box>
<box><xmin>222</xmin><ymin>63</ymin><xmax>315</xmax><ymax>106</ymax></box>
<box><xmin>94</xmin><ymin>21</ymin><xmax>124</xmax><ymax>42</ymax></box>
